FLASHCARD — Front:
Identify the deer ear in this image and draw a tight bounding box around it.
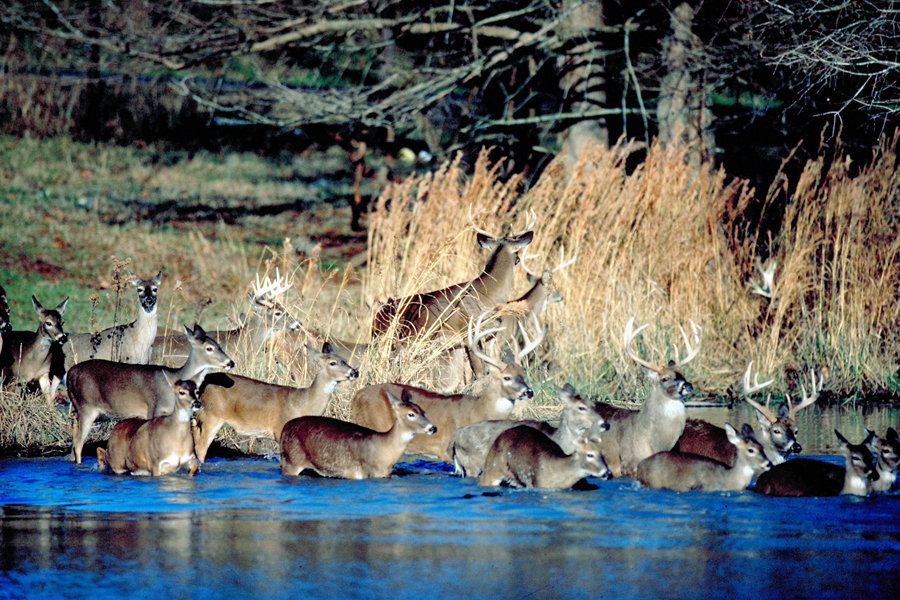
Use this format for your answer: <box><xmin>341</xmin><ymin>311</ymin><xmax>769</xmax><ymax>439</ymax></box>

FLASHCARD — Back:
<box><xmin>835</xmin><ymin>429</ymin><xmax>849</xmax><ymax>447</ymax></box>
<box><xmin>56</xmin><ymin>297</ymin><xmax>69</xmax><ymax>315</ymax></box>
<box><xmin>32</xmin><ymin>295</ymin><xmax>43</xmax><ymax>313</ymax></box>
<box><xmin>724</xmin><ymin>423</ymin><xmax>739</xmax><ymax>445</ymax></box>
<box><xmin>322</xmin><ymin>341</ymin><xmax>334</xmax><ymax>354</ymax></box>
<box><xmin>741</xmin><ymin>423</ymin><xmax>756</xmax><ymax>439</ymax></box>
<box><xmin>778</xmin><ymin>403</ymin><xmax>790</xmax><ymax>419</ymax></box>
<box><xmin>476</xmin><ymin>233</ymin><xmax>497</xmax><ymax>250</ymax></box>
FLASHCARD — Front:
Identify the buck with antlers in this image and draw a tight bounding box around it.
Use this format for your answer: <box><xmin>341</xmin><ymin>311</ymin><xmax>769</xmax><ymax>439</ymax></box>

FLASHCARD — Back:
<box><xmin>596</xmin><ymin>318</ymin><xmax>701</xmax><ymax>477</ymax></box>
<box><xmin>371</xmin><ymin>207</ymin><xmax>536</xmax><ymax>380</ymax></box>
<box><xmin>352</xmin><ymin>312</ymin><xmax>544</xmax><ymax>463</ymax></box>
<box><xmin>68</xmin><ymin>323</ymin><xmax>235</xmax><ymax>464</ymax></box>
<box><xmin>192</xmin><ymin>342</ymin><xmax>359</xmax><ymax>463</ymax></box>
<box><xmin>450</xmin><ymin>382</ymin><xmax>609</xmax><ymax>479</ymax></box>
<box><xmin>0</xmin><ymin>295</ymin><xmax>68</xmax><ymax>402</ymax></box>
<box><xmin>675</xmin><ymin>363</ymin><xmax>821</xmax><ymax>467</ymax></box>
<box><xmin>64</xmin><ymin>272</ymin><xmax>161</xmax><ymax>370</ymax></box>
<box><xmin>152</xmin><ymin>270</ymin><xmax>299</xmax><ymax>365</ymax></box>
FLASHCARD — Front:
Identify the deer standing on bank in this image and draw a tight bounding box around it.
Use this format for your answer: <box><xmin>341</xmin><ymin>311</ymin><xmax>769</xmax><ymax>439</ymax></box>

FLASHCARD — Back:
<box><xmin>96</xmin><ymin>377</ymin><xmax>201</xmax><ymax>476</ymax></box>
<box><xmin>478</xmin><ymin>427</ymin><xmax>610</xmax><ymax>489</ymax></box>
<box><xmin>67</xmin><ymin>323</ymin><xmax>235</xmax><ymax>464</ymax></box>
<box><xmin>280</xmin><ymin>389</ymin><xmax>437</xmax><ymax>479</ymax></box>
<box><xmin>636</xmin><ymin>423</ymin><xmax>771</xmax><ymax>492</ymax></box>
<box><xmin>0</xmin><ymin>295</ymin><xmax>68</xmax><ymax>402</ymax></box>
<box><xmin>753</xmin><ymin>430</ymin><xmax>879</xmax><ymax>497</ymax></box>
<box><xmin>596</xmin><ymin>318</ymin><xmax>701</xmax><ymax>477</ymax></box>
<box><xmin>192</xmin><ymin>342</ymin><xmax>359</xmax><ymax>463</ymax></box>
<box><xmin>152</xmin><ymin>270</ymin><xmax>299</xmax><ymax>365</ymax></box>
<box><xmin>352</xmin><ymin>312</ymin><xmax>543</xmax><ymax>463</ymax></box>
<box><xmin>372</xmin><ymin>208</ymin><xmax>535</xmax><ymax>380</ymax></box>
<box><xmin>450</xmin><ymin>382</ymin><xmax>609</xmax><ymax>478</ymax></box>
<box><xmin>64</xmin><ymin>272</ymin><xmax>161</xmax><ymax>369</ymax></box>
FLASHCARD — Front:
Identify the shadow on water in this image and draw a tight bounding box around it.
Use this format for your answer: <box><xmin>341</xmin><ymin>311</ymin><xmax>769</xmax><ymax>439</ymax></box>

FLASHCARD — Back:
<box><xmin>2</xmin><ymin>449</ymin><xmax>899</xmax><ymax>600</ymax></box>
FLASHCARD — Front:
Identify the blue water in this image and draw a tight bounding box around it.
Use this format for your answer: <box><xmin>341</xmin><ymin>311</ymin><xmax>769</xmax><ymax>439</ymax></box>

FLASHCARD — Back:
<box><xmin>1</xmin><ymin>455</ymin><xmax>898</xmax><ymax>600</ymax></box>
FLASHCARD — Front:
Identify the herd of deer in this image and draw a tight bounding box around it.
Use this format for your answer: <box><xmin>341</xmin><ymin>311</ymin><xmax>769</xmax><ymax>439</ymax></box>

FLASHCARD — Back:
<box><xmin>0</xmin><ymin>210</ymin><xmax>897</xmax><ymax>497</ymax></box>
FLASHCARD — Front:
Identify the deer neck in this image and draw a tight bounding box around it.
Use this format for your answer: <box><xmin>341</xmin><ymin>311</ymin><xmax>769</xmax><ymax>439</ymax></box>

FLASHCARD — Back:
<box><xmin>479</xmin><ymin>379</ymin><xmax>517</xmax><ymax>419</ymax></box>
<box><xmin>636</xmin><ymin>386</ymin><xmax>686</xmax><ymax>448</ymax></box>
<box><xmin>756</xmin><ymin>427</ymin><xmax>787</xmax><ymax>466</ymax></box>
<box><xmin>550</xmin><ymin>413</ymin><xmax>580</xmax><ymax>455</ymax></box>
<box><xmin>471</xmin><ymin>248</ymin><xmax>517</xmax><ymax>305</ymax></box>
<box><xmin>518</xmin><ymin>281</ymin><xmax>549</xmax><ymax>315</ymax></box>
<box><xmin>302</xmin><ymin>372</ymin><xmax>337</xmax><ymax>413</ymax></box>
<box><xmin>842</xmin><ymin>468</ymin><xmax>869</xmax><ymax>496</ymax></box>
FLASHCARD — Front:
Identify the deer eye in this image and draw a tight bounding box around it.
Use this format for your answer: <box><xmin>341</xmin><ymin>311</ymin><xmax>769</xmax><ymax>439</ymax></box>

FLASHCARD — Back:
<box><xmin>503</xmin><ymin>376</ymin><xmax>511</xmax><ymax>382</ymax></box>
<box><xmin>407</xmin><ymin>412</ymin><xmax>416</xmax><ymax>418</ymax></box>
<box><xmin>329</xmin><ymin>361</ymin><xmax>337</xmax><ymax>366</ymax></box>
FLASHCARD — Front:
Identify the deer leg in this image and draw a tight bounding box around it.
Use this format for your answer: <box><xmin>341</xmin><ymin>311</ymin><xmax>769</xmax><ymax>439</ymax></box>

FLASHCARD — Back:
<box><xmin>72</xmin><ymin>408</ymin><xmax>100</xmax><ymax>464</ymax></box>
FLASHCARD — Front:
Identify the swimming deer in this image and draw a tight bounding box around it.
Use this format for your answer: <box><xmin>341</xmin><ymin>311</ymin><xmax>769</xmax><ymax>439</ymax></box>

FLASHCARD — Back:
<box><xmin>193</xmin><ymin>342</ymin><xmax>359</xmax><ymax>463</ymax></box>
<box><xmin>371</xmin><ymin>207</ymin><xmax>535</xmax><ymax>379</ymax></box>
<box><xmin>676</xmin><ymin>363</ymin><xmax>819</xmax><ymax>466</ymax></box>
<box><xmin>64</xmin><ymin>272</ymin><xmax>161</xmax><ymax>369</ymax></box>
<box><xmin>96</xmin><ymin>376</ymin><xmax>201</xmax><ymax>476</ymax></box>
<box><xmin>68</xmin><ymin>323</ymin><xmax>235</xmax><ymax>464</ymax></box>
<box><xmin>351</xmin><ymin>312</ymin><xmax>543</xmax><ymax>463</ymax></box>
<box><xmin>152</xmin><ymin>270</ymin><xmax>299</xmax><ymax>365</ymax></box>
<box><xmin>280</xmin><ymin>388</ymin><xmax>437</xmax><ymax>479</ymax></box>
<box><xmin>636</xmin><ymin>423</ymin><xmax>772</xmax><ymax>492</ymax></box>
<box><xmin>597</xmin><ymin>318</ymin><xmax>701</xmax><ymax>477</ymax></box>
<box><xmin>0</xmin><ymin>295</ymin><xmax>68</xmax><ymax>402</ymax></box>
<box><xmin>864</xmin><ymin>427</ymin><xmax>899</xmax><ymax>493</ymax></box>
<box><xmin>450</xmin><ymin>382</ymin><xmax>609</xmax><ymax>478</ymax></box>
<box><xmin>753</xmin><ymin>430</ymin><xmax>879</xmax><ymax>497</ymax></box>
<box><xmin>478</xmin><ymin>427</ymin><xmax>610</xmax><ymax>489</ymax></box>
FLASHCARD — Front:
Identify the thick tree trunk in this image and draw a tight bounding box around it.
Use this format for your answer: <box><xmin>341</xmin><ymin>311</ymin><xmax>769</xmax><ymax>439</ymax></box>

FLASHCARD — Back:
<box><xmin>657</xmin><ymin>3</ymin><xmax>714</xmax><ymax>171</ymax></box>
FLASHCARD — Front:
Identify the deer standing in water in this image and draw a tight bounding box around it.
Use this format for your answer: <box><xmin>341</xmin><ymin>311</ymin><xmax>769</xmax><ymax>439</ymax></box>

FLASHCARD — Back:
<box><xmin>152</xmin><ymin>270</ymin><xmax>299</xmax><ymax>365</ymax></box>
<box><xmin>96</xmin><ymin>377</ymin><xmax>201</xmax><ymax>476</ymax></box>
<box><xmin>64</xmin><ymin>272</ymin><xmax>161</xmax><ymax>369</ymax></box>
<box><xmin>192</xmin><ymin>342</ymin><xmax>359</xmax><ymax>463</ymax></box>
<box><xmin>864</xmin><ymin>427</ymin><xmax>899</xmax><ymax>493</ymax></box>
<box><xmin>67</xmin><ymin>323</ymin><xmax>235</xmax><ymax>464</ymax></box>
<box><xmin>676</xmin><ymin>364</ymin><xmax>821</xmax><ymax>466</ymax></box>
<box><xmin>280</xmin><ymin>389</ymin><xmax>437</xmax><ymax>479</ymax></box>
<box><xmin>636</xmin><ymin>423</ymin><xmax>771</xmax><ymax>492</ymax></box>
<box><xmin>352</xmin><ymin>312</ymin><xmax>544</xmax><ymax>463</ymax></box>
<box><xmin>478</xmin><ymin>427</ymin><xmax>610</xmax><ymax>489</ymax></box>
<box><xmin>371</xmin><ymin>207</ymin><xmax>536</xmax><ymax>380</ymax></box>
<box><xmin>0</xmin><ymin>295</ymin><xmax>68</xmax><ymax>402</ymax></box>
<box><xmin>753</xmin><ymin>430</ymin><xmax>880</xmax><ymax>497</ymax></box>
<box><xmin>596</xmin><ymin>318</ymin><xmax>701</xmax><ymax>477</ymax></box>
<box><xmin>449</xmin><ymin>382</ymin><xmax>609</xmax><ymax>478</ymax></box>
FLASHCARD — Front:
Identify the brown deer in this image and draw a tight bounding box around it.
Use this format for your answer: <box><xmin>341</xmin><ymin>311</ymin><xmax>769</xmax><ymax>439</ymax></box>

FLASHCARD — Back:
<box><xmin>351</xmin><ymin>312</ymin><xmax>543</xmax><ymax>463</ymax></box>
<box><xmin>864</xmin><ymin>427</ymin><xmax>899</xmax><ymax>493</ymax></box>
<box><xmin>280</xmin><ymin>388</ymin><xmax>437</xmax><ymax>479</ymax></box>
<box><xmin>192</xmin><ymin>342</ymin><xmax>359</xmax><ymax>463</ymax></box>
<box><xmin>753</xmin><ymin>430</ymin><xmax>879</xmax><ymax>497</ymax></box>
<box><xmin>449</xmin><ymin>382</ymin><xmax>609</xmax><ymax>478</ymax></box>
<box><xmin>675</xmin><ymin>364</ymin><xmax>821</xmax><ymax>466</ymax></box>
<box><xmin>152</xmin><ymin>270</ymin><xmax>299</xmax><ymax>365</ymax></box>
<box><xmin>478</xmin><ymin>427</ymin><xmax>610</xmax><ymax>489</ymax></box>
<box><xmin>64</xmin><ymin>272</ymin><xmax>161</xmax><ymax>369</ymax></box>
<box><xmin>636</xmin><ymin>423</ymin><xmax>772</xmax><ymax>492</ymax></box>
<box><xmin>0</xmin><ymin>295</ymin><xmax>68</xmax><ymax>402</ymax></box>
<box><xmin>371</xmin><ymin>207</ymin><xmax>536</xmax><ymax>379</ymax></box>
<box><xmin>596</xmin><ymin>318</ymin><xmax>701</xmax><ymax>477</ymax></box>
<box><xmin>96</xmin><ymin>376</ymin><xmax>201</xmax><ymax>476</ymax></box>
<box><xmin>67</xmin><ymin>323</ymin><xmax>235</xmax><ymax>464</ymax></box>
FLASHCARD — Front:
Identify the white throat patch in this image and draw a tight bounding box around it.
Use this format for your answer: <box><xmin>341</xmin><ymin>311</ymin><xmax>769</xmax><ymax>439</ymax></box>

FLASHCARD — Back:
<box><xmin>495</xmin><ymin>397</ymin><xmax>515</xmax><ymax>414</ymax></box>
<box><xmin>177</xmin><ymin>409</ymin><xmax>192</xmax><ymax>422</ymax></box>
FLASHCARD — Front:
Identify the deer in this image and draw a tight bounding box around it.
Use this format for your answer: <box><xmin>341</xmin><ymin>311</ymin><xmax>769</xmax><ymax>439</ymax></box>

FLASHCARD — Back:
<box><xmin>64</xmin><ymin>272</ymin><xmax>161</xmax><ymax>370</ymax></box>
<box><xmin>596</xmin><ymin>318</ymin><xmax>701</xmax><ymax>477</ymax></box>
<box><xmin>279</xmin><ymin>388</ymin><xmax>437</xmax><ymax>479</ymax></box>
<box><xmin>478</xmin><ymin>427</ymin><xmax>610</xmax><ymax>489</ymax></box>
<box><xmin>753</xmin><ymin>430</ymin><xmax>879</xmax><ymax>497</ymax></box>
<box><xmin>864</xmin><ymin>427</ymin><xmax>899</xmax><ymax>493</ymax></box>
<box><xmin>449</xmin><ymin>382</ymin><xmax>609</xmax><ymax>479</ymax></box>
<box><xmin>675</xmin><ymin>364</ymin><xmax>821</xmax><ymax>467</ymax></box>
<box><xmin>636</xmin><ymin>423</ymin><xmax>772</xmax><ymax>492</ymax></box>
<box><xmin>192</xmin><ymin>342</ymin><xmax>360</xmax><ymax>463</ymax></box>
<box><xmin>371</xmin><ymin>207</ymin><xmax>536</xmax><ymax>380</ymax></box>
<box><xmin>0</xmin><ymin>295</ymin><xmax>68</xmax><ymax>402</ymax></box>
<box><xmin>351</xmin><ymin>311</ymin><xmax>544</xmax><ymax>463</ymax></box>
<box><xmin>152</xmin><ymin>270</ymin><xmax>299</xmax><ymax>365</ymax></box>
<box><xmin>96</xmin><ymin>376</ymin><xmax>201</xmax><ymax>476</ymax></box>
<box><xmin>67</xmin><ymin>323</ymin><xmax>235</xmax><ymax>464</ymax></box>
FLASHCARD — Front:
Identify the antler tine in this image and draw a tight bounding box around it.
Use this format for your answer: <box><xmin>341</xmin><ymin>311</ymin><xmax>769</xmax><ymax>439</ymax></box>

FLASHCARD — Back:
<box><xmin>749</xmin><ymin>258</ymin><xmax>776</xmax><ymax>298</ymax></box>
<box><xmin>674</xmin><ymin>320</ymin><xmax>702</xmax><ymax>366</ymax></box>
<box><xmin>467</xmin><ymin>203</ymin><xmax>499</xmax><ymax>239</ymax></box>
<box><xmin>740</xmin><ymin>361</ymin><xmax>778</xmax><ymax>424</ymax></box>
<box><xmin>520</xmin><ymin>253</ymin><xmax>541</xmax><ymax>279</ymax></box>
<box><xmin>790</xmin><ymin>367</ymin><xmax>824</xmax><ymax>421</ymax></box>
<box><xmin>623</xmin><ymin>318</ymin><xmax>661</xmax><ymax>372</ymax></box>
<box><xmin>551</xmin><ymin>245</ymin><xmax>577</xmax><ymax>273</ymax></box>
<box><xmin>510</xmin><ymin>208</ymin><xmax>537</xmax><ymax>238</ymax></box>
<box><xmin>515</xmin><ymin>313</ymin><xmax>547</xmax><ymax>364</ymax></box>
<box><xmin>252</xmin><ymin>268</ymin><xmax>293</xmax><ymax>300</ymax></box>
<box><xmin>467</xmin><ymin>312</ymin><xmax>506</xmax><ymax>371</ymax></box>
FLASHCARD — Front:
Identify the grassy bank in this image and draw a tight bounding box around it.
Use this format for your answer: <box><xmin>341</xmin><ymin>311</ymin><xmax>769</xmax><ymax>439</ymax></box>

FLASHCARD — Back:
<box><xmin>1</xmin><ymin>134</ymin><xmax>898</xmax><ymax>455</ymax></box>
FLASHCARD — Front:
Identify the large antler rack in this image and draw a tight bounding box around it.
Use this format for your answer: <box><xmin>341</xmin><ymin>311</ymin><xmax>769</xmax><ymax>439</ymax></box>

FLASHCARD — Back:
<box><xmin>467</xmin><ymin>204</ymin><xmax>537</xmax><ymax>240</ymax></box>
<box><xmin>251</xmin><ymin>268</ymin><xmax>294</xmax><ymax>301</ymax></box>
<box><xmin>740</xmin><ymin>361</ymin><xmax>778</xmax><ymax>424</ymax></box>
<box><xmin>786</xmin><ymin>367</ymin><xmax>825</xmax><ymax>425</ymax></box>
<box><xmin>467</xmin><ymin>312</ymin><xmax>507</xmax><ymax>372</ymax></box>
<box><xmin>514</xmin><ymin>313</ymin><xmax>547</xmax><ymax>364</ymax></box>
<box><xmin>623</xmin><ymin>318</ymin><xmax>702</xmax><ymax>372</ymax></box>
<box><xmin>520</xmin><ymin>245</ymin><xmax>577</xmax><ymax>281</ymax></box>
